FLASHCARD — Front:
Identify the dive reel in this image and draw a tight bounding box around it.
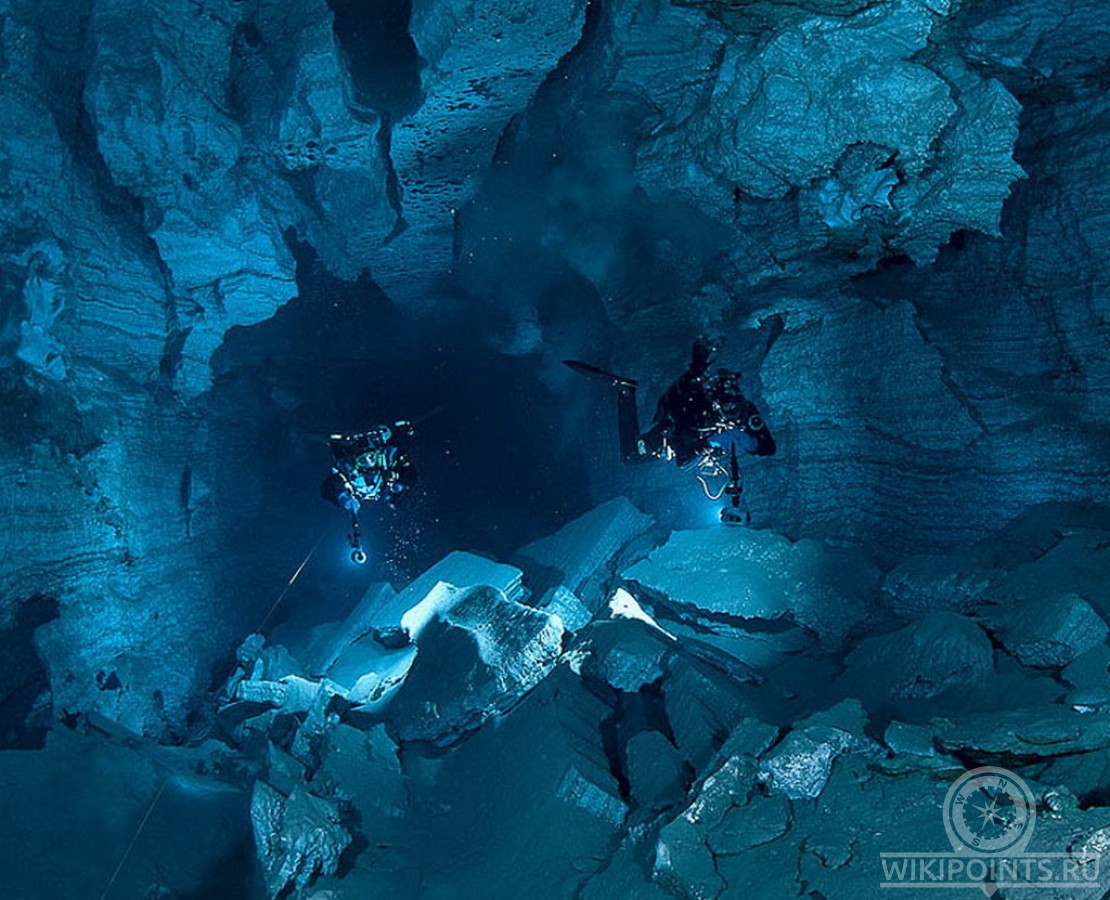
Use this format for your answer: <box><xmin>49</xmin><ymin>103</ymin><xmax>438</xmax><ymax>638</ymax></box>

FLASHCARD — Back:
<box><xmin>348</xmin><ymin>514</ymin><xmax>367</xmax><ymax>564</ymax></box>
<box><xmin>719</xmin><ymin>442</ymin><xmax>750</xmax><ymax>526</ymax></box>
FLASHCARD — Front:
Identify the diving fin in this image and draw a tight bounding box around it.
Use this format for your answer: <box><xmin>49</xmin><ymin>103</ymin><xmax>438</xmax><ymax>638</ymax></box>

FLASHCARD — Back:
<box><xmin>563</xmin><ymin>359</ymin><xmax>639</xmax><ymax>388</ymax></box>
<box><xmin>564</xmin><ymin>359</ymin><xmax>644</xmax><ymax>463</ymax></box>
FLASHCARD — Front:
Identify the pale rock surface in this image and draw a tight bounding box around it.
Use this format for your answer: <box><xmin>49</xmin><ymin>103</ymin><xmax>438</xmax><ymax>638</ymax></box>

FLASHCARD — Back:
<box><xmin>623</xmin><ymin>525</ymin><xmax>877</xmax><ymax>647</ymax></box>
<box><xmin>757</xmin><ymin>700</ymin><xmax>873</xmax><ymax>800</ymax></box>
<box><xmin>251</xmin><ymin>781</ymin><xmax>351</xmax><ymax>899</ymax></box>
<box><xmin>384</xmin><ymin>583</ymin><xmax>565</xmax><ymax>745</ymax></box>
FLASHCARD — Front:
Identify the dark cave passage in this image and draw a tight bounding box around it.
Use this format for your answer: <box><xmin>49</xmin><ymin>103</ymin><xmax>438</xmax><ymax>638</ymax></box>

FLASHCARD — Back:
<box><xmin>327</xmin><ymin>0</ymin><xmax>424</xmax><ymax>118</ymax></box>
<box><xmin>207</xmin><ymin>240</ymin><xmax>597</xmax><ymax>630</ymax></box>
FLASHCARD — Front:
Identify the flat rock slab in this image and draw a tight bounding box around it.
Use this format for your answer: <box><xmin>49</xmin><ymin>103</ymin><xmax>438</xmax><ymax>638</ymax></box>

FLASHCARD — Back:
<box><xmin>514</xmin><ymin>497</ymin><xmax>654</xmax><ymax>604</ymax></box>
<box><xmin>623</xmin><ymin>526</ymin><xmax>877</xmax><ymax>647</ymax></box>
<box><xmin>932</xmin><ymin>707</ymin><xmax>1110</xmax><ymax>759</ymax></box>
<box><xmin>323</xmin><ymin>551</ymin><xmax>524</xmax><ymax>695</ymax></box>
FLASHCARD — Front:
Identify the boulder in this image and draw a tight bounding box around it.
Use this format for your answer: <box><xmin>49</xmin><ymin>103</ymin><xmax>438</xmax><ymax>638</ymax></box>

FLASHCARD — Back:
<box><xmin>514</xmin><ymin>498</ymin><xmax>654</xmax><ymax>609</ymax></box>
<box><xmin>1064</xmin><ymin>646</ymin><xmax>1110</xmax><ymax>711</ymax></box>
<box><xmin>251</xmin><ymin>781</ymin><xmax>350</xmax><ymax>899</ymax></box>
<box><xmin>986</xmin><ymin>593</ymin><xmax>1109</xmax><ymax>668</ymax></box>
<box><xmin>881</xmin><ymin>551</ymin><xmax>996</xmax><ymax>617</ymax></box>
<box><xmin>653</xmin><ymin>718</ymin><xmax>779</xmax><ymax>900</ymax></box>
<box><xmin>757</xmin><ymin>701</ymin><xmax>872</xmax><ymax>801</ymax></box>
<box><xmin>841</xmin><ymin>612</ymin><xmax>994</xmax><ymax>702</ymax></box>
<box><xmin>384</xmin><ymin>584</ymin><xmax>565</xmax><ymax>745</ymax></box>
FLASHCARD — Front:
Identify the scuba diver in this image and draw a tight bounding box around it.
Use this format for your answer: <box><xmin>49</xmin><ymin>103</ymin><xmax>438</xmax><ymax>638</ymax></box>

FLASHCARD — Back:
<box><xmin>565</xmin><ymin>338</ymin><xmax>775</xmax><ymax>524</ymax></box>
<box><xmin>321</xmin><ymin>421</ymin><xmax>416</xmax><ymax>563</ymax></box>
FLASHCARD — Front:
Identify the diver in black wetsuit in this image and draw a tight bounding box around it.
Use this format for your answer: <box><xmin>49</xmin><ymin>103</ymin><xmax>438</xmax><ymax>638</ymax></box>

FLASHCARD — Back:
<box><xmin>565</xmin><ymin>338</ymin><xmax>775</xmax><ymax>522</ymax></box>
<box><xmin>321</xmin><ymin>421</ymin><xmax>417</xmax><ymax>562</ymax></box>
<box><xmin>636</xmin><ymin>338</ymin><xmax>775</xmax><ymax>465</ymax></box>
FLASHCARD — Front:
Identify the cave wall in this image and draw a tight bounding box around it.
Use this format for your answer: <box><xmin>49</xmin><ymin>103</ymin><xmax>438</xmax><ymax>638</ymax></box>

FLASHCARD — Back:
<box><xmin>0</xmin><ymin>0</ymin><xmax>589</xmax><ymax>735</ymax></box>
<box><xmin>454</xmin><ymin>0</ymin><xmax>1110</xmax><ymax>556</ymax></box>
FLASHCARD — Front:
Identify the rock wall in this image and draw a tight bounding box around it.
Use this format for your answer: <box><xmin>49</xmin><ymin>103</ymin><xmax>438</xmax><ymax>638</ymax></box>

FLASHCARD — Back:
<box><xmin>453</xmin><ymin>0</ymin><xmax>1110</xmax><ymax>557</ymax></box>
<box><xmin>0</xmin><ymin>0</ymin><xmax>589</xmax><ymax>737</ymax></box>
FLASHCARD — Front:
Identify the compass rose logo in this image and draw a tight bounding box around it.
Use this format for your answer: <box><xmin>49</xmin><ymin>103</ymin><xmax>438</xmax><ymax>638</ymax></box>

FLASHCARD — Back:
<box><xmin>881</xmin><ymin>765</ymin><xmax>1100</xmax><ymax>894</ymax></box>
<box><xmin>943</xmin><ymin>766</ymin><xmax>1037</xmax><ymax>855</ymax></box>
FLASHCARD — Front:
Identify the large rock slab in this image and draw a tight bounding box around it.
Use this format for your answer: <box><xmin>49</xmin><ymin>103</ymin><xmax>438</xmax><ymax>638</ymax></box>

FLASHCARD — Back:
<box><xmin>881</xmin><ymin>549</ymin><xmax>997</xmax><ymax>617</ymax></box>
<box><xmin>1064</xmin><ymin>646</ymin><xmax>1110</xmax><ymax>712</ymax></box>
<box><xmin>251</xmin><ymin>780</ymin><xmax>351</xmax><ymax>899</ymax></box>
<box><xmin>757</xmin><ymin>700</ymin><xmax>874</xmax><ymax>801</ymax></box>
<box><xmin>384</xmin><ymin>583</ymin><xmax>565</xmax><ymax>745</ymax></box>
<box><xmin>623</xmin><ymin>526</ymin><xmax>877</xmax><ymax>647</ymax></box>
<box><xmin>514</xmin><ymin>497</ymin><xmax>654</xmax><ymax>607</ymax></box>
<box><xmin>841</xmin><ymin>612</ymin><xmax>994</xmax><ymax>703</ymax></box>
<box><xmin>653</xmin><ymin>718</ymin><xmax>781</xmax><ymax>900</ymax></box>
<box><xmin>984</xmin><ymin>592</ymin><xmax>1108</xmax><ymax>669</ymax></box>
<box><xmin>322</xmin><ymin>551</ymin><xmax>524</xmax><ymax>699</ymax></box>
<box><xmin>983</xmin><ymin>532</ymin><xmax>1110</xmax><ymax>624</ymax></box>
<box><xmin>931</xmin><ymin>707</ymin><xmax>1110</xmax><ymax>761</ymax></box>
<box><xmin>350</xmin><ymin>664</ymin><xmax>626</xmax><ymax>899</ymax></box>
